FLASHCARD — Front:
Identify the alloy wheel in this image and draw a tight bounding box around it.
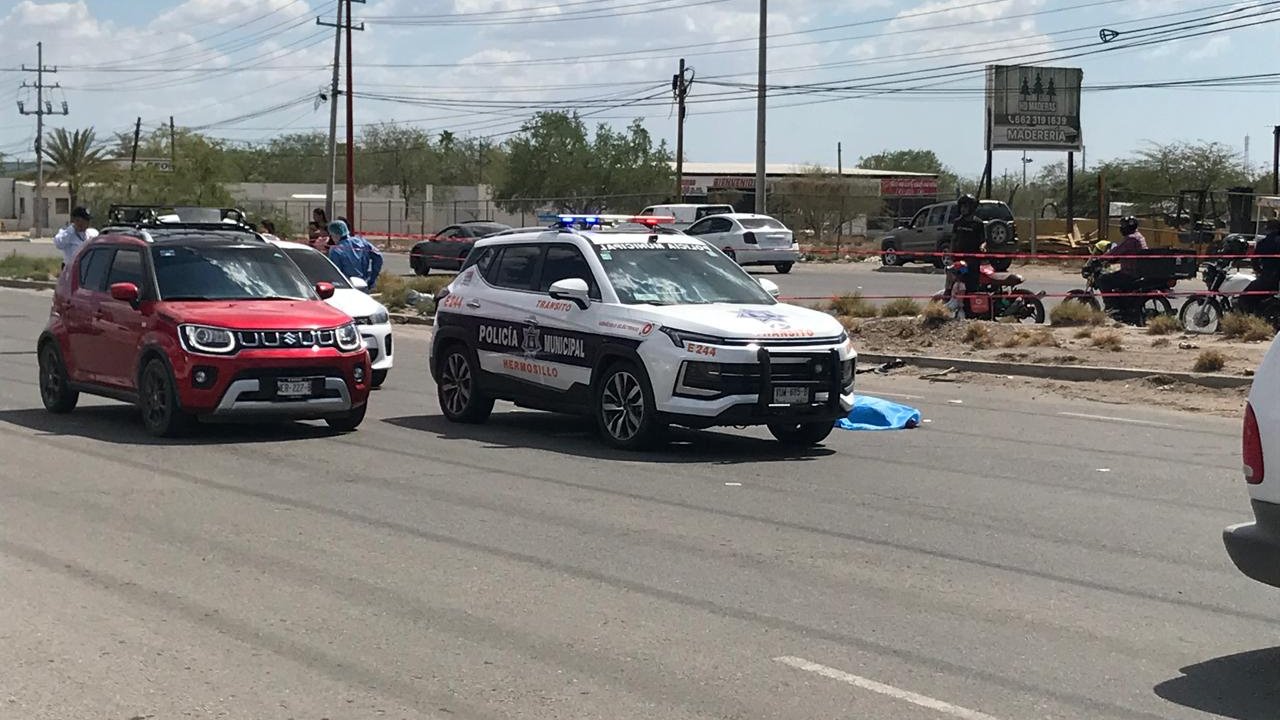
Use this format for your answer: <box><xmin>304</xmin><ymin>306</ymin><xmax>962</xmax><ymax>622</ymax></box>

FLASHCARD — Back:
<box><xmin>601</xmin><ymin>370</ymin><xmax>645</xmax><ymax>442</ymax></box>
<box><xmin>440</xmin><ymin>352</ymin><xmax>472</xmax><ymax>417</ymax></box>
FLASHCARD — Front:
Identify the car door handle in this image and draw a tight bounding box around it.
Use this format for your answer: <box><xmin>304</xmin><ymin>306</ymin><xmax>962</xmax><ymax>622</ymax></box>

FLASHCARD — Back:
<box><xmin>465</xmin><ymin>300</ymin><xmax>481</xmax><ymax>309</ymax></box>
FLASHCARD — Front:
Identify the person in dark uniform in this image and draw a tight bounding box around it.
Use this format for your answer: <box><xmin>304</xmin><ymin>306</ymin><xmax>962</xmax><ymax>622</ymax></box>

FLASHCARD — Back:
<box><xmin>951</xmin><ymin>194</ymin><xmax>986</xmax><ymax>294</ymax></box>
<box><xmin>1241</xmin><ymin>218</ymin><xmax>1280</xmax><ymax>316</ymax></box>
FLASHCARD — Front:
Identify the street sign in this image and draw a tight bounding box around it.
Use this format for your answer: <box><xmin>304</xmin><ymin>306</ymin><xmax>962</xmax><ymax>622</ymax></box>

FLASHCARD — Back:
<box><xmin>986</xmin><ymin>65</ymin><xmax>1083</xmax><ymax>152</ymax></box>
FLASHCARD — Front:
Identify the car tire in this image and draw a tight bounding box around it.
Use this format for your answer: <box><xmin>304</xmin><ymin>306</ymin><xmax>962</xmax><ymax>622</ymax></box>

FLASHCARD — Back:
<box><xmin>768</xmin><ymin>421</ymin><xmax>835</xmax><ymax>447</ymax></box>
<box><xmin>881</xmin><ymin>245</ymin><xmax>902</xmax><ymax>267</ymax></box>
<box><xmin>371</xmin><ymin>369</ymin><xmax>388</xmax><ymax>388</ymax></box>
<box><xmin>774</xmin><ymin>262</ymin><xmax>794</xmax><ymax>274</ymax></box>
<box><xmin>988</xmin><ymin>222</ymin><xmax>1010</xmax><ymax>245</ymax></box>
<box><xmin>594</xmin><ymin>360</ymin><xmax>662</xmax><ymax>450</ymax></box>
<box><xmin>38</xmin><ymin>342</ymin><xmax>78</xmax><ymax>414</ymax></box>
<box><xmin>138</xmin><ymin>359</ymin><xmax>193</xmax><ymax>438</ymax></box>
<box><xmin>437</xmin><ymin>343</ymin><xmax>493</xmax><ymax>423</ymax></box>
<box><xmin>934</xmin><ymin>242</ymin><xmax>952</xmax><ymax>269</ymax></box>
<box><xmin>990</xmin><ymin>256</ymin><xmax>1012</xmax><ymax>272</ymax></box>
<box><xmin>326</xmin><ymin>402</ymin><xmax>368</xmax><ymax>432</ymax></box>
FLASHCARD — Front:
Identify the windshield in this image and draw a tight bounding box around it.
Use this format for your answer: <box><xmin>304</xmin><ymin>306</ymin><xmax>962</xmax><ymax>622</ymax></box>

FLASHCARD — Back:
<box><xmin>977</xmin><ymin>203</ymin><xmax>1014</xmax><ymax>221</ymax></box>
<box><xmin>152</xmin><ymin>244</ymin><xmax>316</xmax><ymax>301</ymax></box>
<box><xmin>739</xmin><ymin>217</ymin><xmax>786</xmax><ymax>230</ymax></box>
<box><xmin>596</xmin><ymin>240</ymin><xmax>774</xmax><ymax>306</ymax></box>
<box><xmin>283</xmin><ymin>247</ymin><xmax>350</xmax><ymax>288</ymax></box>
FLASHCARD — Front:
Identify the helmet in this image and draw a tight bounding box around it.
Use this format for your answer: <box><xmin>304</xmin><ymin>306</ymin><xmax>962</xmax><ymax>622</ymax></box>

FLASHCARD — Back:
<box><xmin>957</xmin><ymin>194</ymin><xmax>978</xmax><ymax>214</ymax></box>
<box><xmin>70</xmin><ymin>206</ymin><xmax>92</xmax><ymax>221</ymax></box>
<box><xmin>1119</xmin><ymin>215</ymin><xmax>1139</xmax><ymax>235</ymax></box>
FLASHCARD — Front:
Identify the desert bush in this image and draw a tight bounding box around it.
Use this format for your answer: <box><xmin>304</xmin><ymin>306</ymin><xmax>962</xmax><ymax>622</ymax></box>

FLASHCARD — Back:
<box><xmin>1193</xmin><ymin>349</ymin><xmax>1227</xmax><ymax>373</ymax></box>
<box><xmin>1050</xmin><ymin>301</ymin><xmax>1107</xmax><ymax>327</ymax></box>
<box><xmin>879</xmin><ymin>298</ymin><xmax>922</xmax><ymax>318</ymax></box>
<box><xmin>1221</xmin><ymin>312</ymin><xmax>1275</xmax><ymax>342</ymax></box>
<box><xmin>1145</xmin><ymin>315</ymin><xmax>1181</xmax><ymax>336</ymax></box>
<box><xmin>829</xmin><ymin>293</ymin><xmax>878</xmax><ymax>318</ymax></box>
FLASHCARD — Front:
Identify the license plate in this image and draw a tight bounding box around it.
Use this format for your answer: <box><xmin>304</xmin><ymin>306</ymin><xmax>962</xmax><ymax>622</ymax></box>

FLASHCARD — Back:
<box><xmin>276</xmin><ymin>378</ymin><xmax>314</xmax><ymax>397</ymax></box>
<box><xmin>773</xmin><ymin>386</ymin><xmax>809</xmax><ymax>405</ymax></box>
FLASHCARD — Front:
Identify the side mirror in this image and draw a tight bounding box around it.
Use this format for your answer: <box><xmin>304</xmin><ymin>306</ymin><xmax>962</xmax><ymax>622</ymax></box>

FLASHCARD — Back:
<box><xmin>548</xmin><ymin>278</ymin><xmax>591</xmax><ymax>310</ymax></box>
<box><xmin>758</xmin><ymin>278</ymin><xmax>781</xmax><ymax>298</ymax></box>
<box><xmin>315</xmin><ymin>281</ymin><xmax>336</xmax><ymax>300</ymax></box>
<box><xmin>109</xmin><ymin>282</ymin><xmax>140</xmax><ymax>305</ymax></box>
<box><xmin>349</xmin><ymin>276</ymin><xmax>368</xmax><ymax>291</ymax></box>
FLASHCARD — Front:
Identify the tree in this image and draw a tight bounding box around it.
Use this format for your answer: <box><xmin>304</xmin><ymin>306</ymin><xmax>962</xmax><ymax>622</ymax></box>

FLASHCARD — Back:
<box><xmin>86</xmin><ymin>128</ymin><xmax>234</xmax><ymax>210</ymax></box>
<box><xmin>858</xmin><ymin>148</ymin><xmax>960</xmax><ymax>196</ymax></box>
<box><xmin>773</xmin><ymin>167</ymin><xmax>881</xmax><ymax>237</ymax></box>
<box><xmin>361</xmin><ymin>123</ymin><xmax>435</xmax><ymax>208</ymax></box>
<box><xmin>497</xmin><ymin>111</ymin><xmax>671</xmax><ymax>212</ymax></box>
<box><xmin>43</xmin><ymin>127</ymin><xmax>107</xmax><ymax>208</ymax></box>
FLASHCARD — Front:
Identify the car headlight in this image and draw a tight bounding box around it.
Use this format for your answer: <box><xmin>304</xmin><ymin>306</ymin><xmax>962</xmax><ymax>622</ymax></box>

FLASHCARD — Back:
<box><xmin>660</xmin><ymin>326</ymin><xmax>726</xmax><ymax>348</ymax></box>
<box><xmin>336</xmin><ymin>322</ymin><xmax>362</xmax><ymax>351</ymax></box>
<box><xmin>369</xmin><ymin>308</ymin><xmax>389</xmax><ymax>325</ymax></box>
<box><xmin>179</xmin><ymin>324</ymin><xmax>236</xmax><ymax>355</ymax></box>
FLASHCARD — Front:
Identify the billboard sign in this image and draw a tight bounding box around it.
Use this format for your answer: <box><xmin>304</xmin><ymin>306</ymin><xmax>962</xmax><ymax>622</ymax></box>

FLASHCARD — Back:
<box><xmin>986</xmin><ymin>65</ymin><xmax>1083</xmax><ymax>152</ymax></box>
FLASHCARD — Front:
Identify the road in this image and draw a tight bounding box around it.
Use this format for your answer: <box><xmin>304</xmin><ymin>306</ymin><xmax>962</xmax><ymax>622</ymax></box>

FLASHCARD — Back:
<box><xmin>0</xmin><ymin>286</ymin><xmax>1272</xmax><ymax>719</ymax></box>
<box><xmin>7</xmin><ymin>240</ymin><xmax>1085</xmax><ymax>308</ymax></box>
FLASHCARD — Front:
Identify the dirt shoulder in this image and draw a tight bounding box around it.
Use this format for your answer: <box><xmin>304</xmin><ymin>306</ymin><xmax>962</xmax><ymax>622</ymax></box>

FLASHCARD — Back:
<box><xmin>849</xmin><ymin>316</ymin><xmax>1264</xmax><ymax>417</ymax></box>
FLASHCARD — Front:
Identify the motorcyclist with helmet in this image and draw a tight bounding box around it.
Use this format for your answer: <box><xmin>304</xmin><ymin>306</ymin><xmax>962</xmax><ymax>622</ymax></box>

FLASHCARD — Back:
<box><xmin>1240</xmin><ymin>218</ymin><xmax>1280</xmax><ymax>316</ymax></box>
<box><xmin>1096</xmin><ymin>215</ymin><xmax>1148</xmax><ymax>314</ymax></box>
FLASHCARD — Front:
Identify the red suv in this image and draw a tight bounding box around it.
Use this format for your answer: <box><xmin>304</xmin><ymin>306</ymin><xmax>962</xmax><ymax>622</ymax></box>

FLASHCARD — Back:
<box><xmin>37</xmin><ymin>224</ymin><xmax>371</xmax><ymax>436</ymax></box>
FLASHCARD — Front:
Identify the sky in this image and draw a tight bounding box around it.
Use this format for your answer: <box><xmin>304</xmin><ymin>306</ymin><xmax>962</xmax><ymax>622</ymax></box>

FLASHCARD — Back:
<box><xmin>0</xmin><ymin>0</ymin><xmax>1277</xmax><ymax>182</ymax></box>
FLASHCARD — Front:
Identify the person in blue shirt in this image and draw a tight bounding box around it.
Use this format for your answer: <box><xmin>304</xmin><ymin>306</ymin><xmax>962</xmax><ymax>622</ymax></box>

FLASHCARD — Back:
<box><xmin>326</xmin><ymin>220</ymin><xmax>383</xmax><ymax>291</ymax></box>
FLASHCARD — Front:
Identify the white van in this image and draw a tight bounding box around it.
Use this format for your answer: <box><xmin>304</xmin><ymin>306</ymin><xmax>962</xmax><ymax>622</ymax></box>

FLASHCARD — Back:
<box><xmin>638</xmin><ymin>204</ymin><xmax>736</xmax><ymax>230</ymax></box>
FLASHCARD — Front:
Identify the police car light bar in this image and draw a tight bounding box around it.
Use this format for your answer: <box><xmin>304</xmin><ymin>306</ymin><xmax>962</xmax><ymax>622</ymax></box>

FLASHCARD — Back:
<box><xmin>627</xmin><ymin>216</ymin><xmax>675</xmax><ymax>226</ymax></box>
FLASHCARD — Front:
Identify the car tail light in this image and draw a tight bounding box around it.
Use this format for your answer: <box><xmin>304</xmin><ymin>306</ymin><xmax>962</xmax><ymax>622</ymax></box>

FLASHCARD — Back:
<box><xmin>743</xmin><ymin>231</ymin><xmax>758</xmax><ymax>245</ymax></box>
<box><xmin>1245</xmin><ymin>401</ymin><xmax>1264</xmax><ymax>484</ymax></box>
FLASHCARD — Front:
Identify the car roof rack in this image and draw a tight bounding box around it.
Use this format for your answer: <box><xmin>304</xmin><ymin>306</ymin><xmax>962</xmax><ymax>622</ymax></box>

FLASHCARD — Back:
<box><xmin>103</xmin><ymin>205</ymin><xmax>262</xmax><ymax>241</ymax></box>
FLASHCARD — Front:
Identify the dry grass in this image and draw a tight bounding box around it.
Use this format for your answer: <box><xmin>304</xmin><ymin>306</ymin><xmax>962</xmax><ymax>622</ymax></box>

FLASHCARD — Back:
<box><xmin>920</xmin><ymin>302</ymin><xmax>952</xmax><ymax>329</ymax></box>
<box><xmin>1073</xmin><ymin>327</ymin><xmax>1094</xmax><ymax>340</ymax></box>
<box><xmin>1193</xmin><ymin>349</ymin><xmax>1227</xmax><ymax>373</ymax></box>
<box><xmin>1051</xmin><ymin>301</ymin><xmax>1108</xmax><ymax>327</ymax></box>
<box><xmin>1151</xmin><ymin>337</ymin><xmax>1171</xmax><ymax>348</ymax></box>
<box><xmin>1090</xmin><ymin>329</ymin><xmax>1125</xmax><ymax>352</ymax></box>
<box><xmin>0</xmin><ymin>252</ymin><xmax>61</xmax><ymax>280</ymax></box>
<box><xmin>378</xmin><ymin>274</ymin><xmax>452</xmax><ymax>313</ymax></box>
<box><xmin>1002</xmin><ymin>328</ymin><xmax>1060</xmax><ymax>349</ymax></box>
<box><xmin>879</xmin><ymin>297</ymin><xmax>922</xmax><ymax>318</ymax></box>
<box><xmin>1221</xmin><ymin>312</ymin><xmax>1275</xmax><ymax>342</ymax></box>
<box><xmin>838</xmin><ymin>315</ymin><xmax>863</xmax><ymax>334</ymax></box>
<box><xmin>963</xmin><ymin>322</ymin><xmax>992</xmax><ymax>349</ymax></box>
<box><xmin>829</xmin><ymin>293</ymin><xmax>878</xmax><ymax>318</ymax></box>
<box><xmin>1145</xmin><ymin>314</ymin><xmax>1181</xmax><ymax>336</ymax></box>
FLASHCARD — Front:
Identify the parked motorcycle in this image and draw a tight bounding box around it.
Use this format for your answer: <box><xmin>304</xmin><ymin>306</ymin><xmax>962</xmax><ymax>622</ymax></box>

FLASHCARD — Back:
<box><xmin>1180</xmin><ymin>235</ymin><xmax>1280</xmax><ymax>333</ymax></box>
<box><xmin>1063</xmin><ymin>248</ymin><xmax>1193</xmax><ymax>326</ymax></box>
<box><xmin>933</xmin><ymin>262</ymin><xmax>1046</xmax><ymax>323</ymax></box>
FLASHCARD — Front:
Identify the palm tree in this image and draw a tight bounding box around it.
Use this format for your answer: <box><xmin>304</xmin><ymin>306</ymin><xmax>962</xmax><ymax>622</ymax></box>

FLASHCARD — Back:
<box><xmin>43</xmin><ymin>127</ymin><xmax>107</xmax><ymax>209</ymax></box>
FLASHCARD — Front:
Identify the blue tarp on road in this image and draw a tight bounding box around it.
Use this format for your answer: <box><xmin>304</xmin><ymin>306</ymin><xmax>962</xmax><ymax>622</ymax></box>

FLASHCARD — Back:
<box><xmin>836</xmin><ymin>395</ymin><xmax>922</xmax><ymax>431</ymax></box>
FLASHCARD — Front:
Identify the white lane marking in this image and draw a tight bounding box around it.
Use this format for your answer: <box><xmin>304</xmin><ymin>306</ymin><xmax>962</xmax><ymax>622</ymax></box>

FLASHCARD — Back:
<box><xmin>774</xmin><ymin>656</ymin><xmax>1005</xmax><ymax>720</ymax></box>
<box><xmin>871</xmin><ymin>391</ymin><xmax>925</xmax><ymax>401</ymax></box>
<box><xmin>724</xmin><ymin>482</ymin><xmax>742</xmax><ymax>487</ymax></box>
<box><xmin>1057</xmin><ymin>411</ymin><xmax>1176</xmax><ymax>428</ymax></box>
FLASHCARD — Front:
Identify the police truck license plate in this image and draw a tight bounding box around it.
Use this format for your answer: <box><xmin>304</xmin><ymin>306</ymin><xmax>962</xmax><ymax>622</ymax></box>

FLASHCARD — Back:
<box><xmin>773</xmin><ymin>386</ymin><xmax>809</xmax><ymax>404</ymax></box>
<box><xmin>277</xmin><ymin>378</ymin><xmax>313</xmax><ymax>397</ymax></box>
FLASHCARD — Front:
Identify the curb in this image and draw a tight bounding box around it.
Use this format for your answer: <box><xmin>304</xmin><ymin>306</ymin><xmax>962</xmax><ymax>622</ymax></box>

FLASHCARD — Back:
<box><xmin>874</xmin><ymin>265</ymin><xmax>942</xmax><ymax>275</ymax></box>
<box><xmin>856</xmin><ymin>352</ymin><xmax>1253</xmax><ymax>389</ymax></box>
<box><xmin>0</xmin><ymin>277</ymin><xmax>55</xmax><ymax>290</ymax></box>
<box><xmin>390</xmin><ymin>312</ymin><xmax>433</xmax><ymax>326</ymax></box>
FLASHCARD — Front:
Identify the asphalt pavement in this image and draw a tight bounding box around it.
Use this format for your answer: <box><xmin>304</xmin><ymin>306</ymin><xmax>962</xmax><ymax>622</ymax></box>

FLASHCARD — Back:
<box><xmin>0</xmin><ymin>285</ymin><xmax>1272</xmax><ymax>720</ymax></box>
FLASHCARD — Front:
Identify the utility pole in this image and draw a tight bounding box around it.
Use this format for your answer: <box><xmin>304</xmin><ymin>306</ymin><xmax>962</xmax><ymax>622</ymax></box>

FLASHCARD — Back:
<box><xmin>672</xmin><ymin>58</ymin><xmax>693</xmax><ymax>201</ymax></box>
<box><xmin>836</xmin><ymin>141</ymin><xmax>844</xmax><ymax>251</ymax></box>
<box><xmin>345</xmin><ymin>0</ymin><xmax>364</xmax><ymax>224</ymax></box>
<box><xmin>318</xmin><ymin>0</ymin><xmax>363</xmax><ymax>223</ymax></box>
<box><xmin>1272</xmin><ymin>125</ymin><xmax>1279</xmax><ymax>195</ymax></box>
<box><xmin>169</xmin><ymin>115</ymin><xmax>177</xmax><ymax>168</ymax></box>
<box><xmin>127</xmin><ymin>117</ymin><xmax>142</xmax><ymax>199</ymax></box>
<box><xmin>1066</xmin><ymin>151</ymin><xmax>1076</xmax><ymax>239</ymax></box>
<box><xmin>1021</xmin><ymin>150</ymin><xmax>1032</xmax><ymax>188</ymax></box>
<box><xmin>754</xmin><ymin>0</ymin><xmax>767</xmax><ymax>214</ymax></box>
<box><xmin>18</xmin><ymin>42</ymin><xmax>67</xmax><ymax>238</ymax></box>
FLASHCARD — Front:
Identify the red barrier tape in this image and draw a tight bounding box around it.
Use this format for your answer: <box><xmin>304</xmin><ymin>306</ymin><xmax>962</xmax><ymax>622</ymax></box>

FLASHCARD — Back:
<box><xmin>805</xmin><ymin>246</ymin><xmax>1275</xmax><ymax>260</ymax></box>
<box><xmin>778</xmin><ymin>289</ymin><xmax>1279</xmax><ymax>302</ymax></box>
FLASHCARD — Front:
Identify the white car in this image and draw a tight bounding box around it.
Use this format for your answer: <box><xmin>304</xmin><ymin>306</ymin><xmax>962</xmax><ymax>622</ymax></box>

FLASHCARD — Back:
<box><xmin>428</xmin><ymin>215</ymin><xmax>856</xmax><ymax>449</ymax></box>
<box><xmin>1225</xmin><ymin>337</ymin><xmax>1280</xmax><ymax>587</ymax></box>
<box><xmin>637</xmin><ymin>203</ymin><xmax>735</xmax><ymax>230</ymax></box>
<box><xmin>683</xmin><ymin>213</ymin><xmax>800</xmax><ymax>274</ymax></box>
<box><xmin>270</xmin><ymin>240</ymin><xmax>394</xmax><ymax>388</ymax></box>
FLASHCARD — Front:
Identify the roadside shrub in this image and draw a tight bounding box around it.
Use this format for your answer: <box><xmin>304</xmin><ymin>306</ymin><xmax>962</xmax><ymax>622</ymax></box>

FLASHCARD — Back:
<box><xmin>1050</xmin><ymin>301</ymin><xmax>1107</xmax><ymax>327</ymax></box>
<box><xmin>1221</xmin><ymin>312</ymin><xmax>1275</xmax><ymax>342</ymax></box>
<box><xmin>829</xmin><ymin>292</ymin><xmax>878</xmax><ymax>318</ymax></box>
<box><xmin>378</xmin><ymin>274</ymin><xmax>450</xmax><ymax>313</ymax></box>
<box><xmin>920</xmin><ymin>302</ymin><xmax>951</xmax><ymax>329</ymax></box>
<box><xmin>1090</xmin><ymin>329</ymin><xmax>1124</xmax><ymax>352</ymax></box>
<box><xmin>1073</xmin><ymin>328</ymin><xmax>1093</xmax><ymax>339</ymax></box>
<box><xmin>0</xmin><ymin>252</ymin><xmax>61</xmax><ymax>281</ymax></box>
<box><xmin>838</xmin><ymin>315</ymin><xmax>863</xmax><ymax>334</ymax></box>
<box><xmin>963</xmin><ymin>322</ymin><xmax>992</xmax><ymax>349</ymax></box>
<box><xmin>1151</xmin><ymin>337</ymin><xmax>1171</xmax><ymax>348</ymax></box>
<box><xmin>1145</xmin><ymin>315</ymin><xmax>1181</xmax><ymax>336</ymax></box>
<box><xmin>880</xmin><ymin>297</ymin><xmax>922</xmax><ymax>318</ymax></box>
<box><xmin>1002</xmin><ymin>328</ymin><xmax>1059</xmax><ymax>348</ymax></box>
<box><xmin>1193</xmin><ymin>349</ymin><xmax>1227</xmax><ymax>373</ymax></box>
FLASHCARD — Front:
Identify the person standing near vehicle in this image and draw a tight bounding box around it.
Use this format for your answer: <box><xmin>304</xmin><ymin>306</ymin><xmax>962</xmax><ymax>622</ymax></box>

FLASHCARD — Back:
<box><xmin>258</xmin><ymin>220</ymin><xmax>281</xmax><ymax>243</ymax></box>
<box><xmin>1241</xmin><ymin>218</ymin><xmax>1280</xmax><ymax>316</ymax></box>
<box><xmin>951</xmin><ymin>194</ymin><xmax>986</xmax><ymax>295</ymax></box>
<box><xmin>1096</xmin><ymin>216</ymin><xmax>1147</xmax><ymax>314</ymax></box>
<box><xmin>327</xmin><ymin>220</ymin><xmax>384</xmax><ymax>291</ymax></box>
<box><xmin>53</xmin><ymin>206</ymin><xmax>98</xmax><ymax>268</ymax></box>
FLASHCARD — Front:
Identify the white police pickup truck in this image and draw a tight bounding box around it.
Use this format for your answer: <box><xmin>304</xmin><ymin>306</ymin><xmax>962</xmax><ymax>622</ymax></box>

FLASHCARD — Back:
<box><xmin>429</xmin><ymin>215</ymin><xmax>857</xmax><ymax>449</ymax></box>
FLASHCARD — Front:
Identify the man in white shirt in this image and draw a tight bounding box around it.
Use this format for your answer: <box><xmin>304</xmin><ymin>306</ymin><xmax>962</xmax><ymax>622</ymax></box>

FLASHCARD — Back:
<box><xmin>53</xmin><ymin>206</ymin><xmax>99</xmax><ymax>267</ymax></box>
